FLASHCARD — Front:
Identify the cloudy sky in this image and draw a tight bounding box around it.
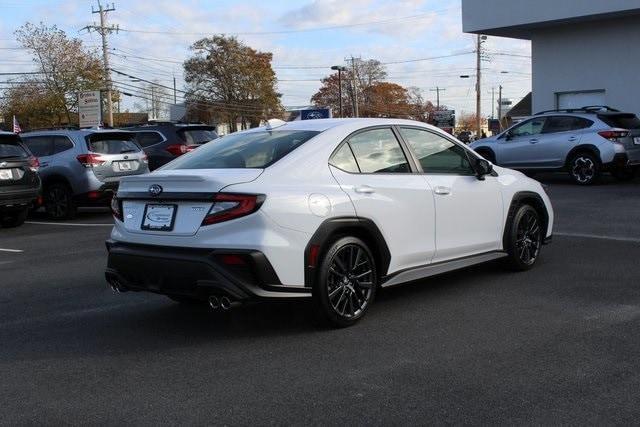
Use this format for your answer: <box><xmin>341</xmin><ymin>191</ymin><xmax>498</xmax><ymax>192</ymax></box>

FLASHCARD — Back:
<box><xmin>0</xmin><ymin>0</ymin><xmax>531</xmax><ymax>117</ymax></box>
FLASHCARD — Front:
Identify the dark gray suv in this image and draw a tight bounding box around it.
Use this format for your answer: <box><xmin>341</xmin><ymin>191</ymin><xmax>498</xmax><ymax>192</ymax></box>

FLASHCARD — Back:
<box><xmin>21</xmin><ymin>129</ymin><xmax>149</xmax><ymax>219</ymax></box>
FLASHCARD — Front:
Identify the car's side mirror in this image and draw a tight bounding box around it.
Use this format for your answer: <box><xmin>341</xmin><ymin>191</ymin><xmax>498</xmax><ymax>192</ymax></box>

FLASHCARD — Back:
<box><xmin>474</xmin><ymin>158</ymin><xmax>493</xmax><ymax>180</ymax></box>
<box><xmin>504</xmin><ymin>131</ymin><xmax>513</xmax><ymax>141</ymax></box>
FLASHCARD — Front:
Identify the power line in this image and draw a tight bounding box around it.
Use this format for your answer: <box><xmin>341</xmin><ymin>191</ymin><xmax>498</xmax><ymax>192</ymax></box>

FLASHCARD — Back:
<box><xmin>113</xmin><ymin>8</ymin><xmax>458</xmax><ymax>37</ymax></box>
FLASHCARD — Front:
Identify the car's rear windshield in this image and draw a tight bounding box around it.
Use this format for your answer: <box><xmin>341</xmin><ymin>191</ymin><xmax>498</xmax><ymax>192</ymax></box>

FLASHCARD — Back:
<box><xmin>163</xmin><ymin>130</ymin><xmax>320</xmax><ymax>170</ymax></box>
<box><xmin>86</xmin><ymin>133</ymin><xmax>141</xmax><ymax>154</ymax></box>
<box><xmin>598</xmin><ymin>113</ymin><xmax>640</xmax><ymax>129</ymax></box>
<box><xmin>0</xmin><ymin>136</ymin><xmax>28</xmax><ymax>159</ymax></box>
<box><xmin>178</xmin><ymin>128</ymin><xmax>218</xmax><ymax>145</ymax></box>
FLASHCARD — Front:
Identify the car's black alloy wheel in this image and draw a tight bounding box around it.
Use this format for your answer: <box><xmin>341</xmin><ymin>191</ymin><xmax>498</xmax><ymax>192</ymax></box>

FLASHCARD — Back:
<box><xmin>313</xmin><ymin>236</ymin><xmax>377</xmax><ymax>327</ymax></box>
<box><xmin>45</xmin><ymin>183</ymin><xmax>76</xmax><ymax>220</ymax></box>
<box><xmin>569</xmin><ymin>153</ymin><xmax>600</xmax><ymax>185</ymax></box>
<box><xmin>504</xmin><ymin>204</ymin><xmax>542</xmax><ymax>271</ymax></box>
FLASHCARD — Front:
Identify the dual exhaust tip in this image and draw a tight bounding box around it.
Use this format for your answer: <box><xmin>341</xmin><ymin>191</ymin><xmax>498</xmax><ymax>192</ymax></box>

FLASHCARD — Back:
<box><xmin>107</xmin><ymin>274</ymin><xmax>238</xmax><ymax>311</ymax></box>
<box><xmin>106</xmin><ymin>274</ymin><xmax>127</xmax><ymax>293</ymax></box>
<box><xmin>209</xmin><ymin>295</ymin><xmax>237</xmax><ymax>311</ymax></box>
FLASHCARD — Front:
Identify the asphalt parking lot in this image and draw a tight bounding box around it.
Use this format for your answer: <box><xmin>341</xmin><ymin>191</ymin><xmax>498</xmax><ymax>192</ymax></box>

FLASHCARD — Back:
<box><xmin>1</xmin><ymin>174</ymin><xmax>640</xmax><ymax>425</ymax></box>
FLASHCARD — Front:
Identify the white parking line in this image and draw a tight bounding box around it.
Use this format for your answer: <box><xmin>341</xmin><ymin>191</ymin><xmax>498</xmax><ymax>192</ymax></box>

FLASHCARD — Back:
<box><xmin>25</xmin><ymin>221</ymin><xmax>113</xmax><ymax>227</ymax></box>
<box><xmin>556</xmin><ymin>232</ymin><xmax>640</xmax><ymax>243</ymax></box>
<box><xmin>0</xmin><ymin>248</ymin><xmax>23</xmax><ymax>253</ymax></box>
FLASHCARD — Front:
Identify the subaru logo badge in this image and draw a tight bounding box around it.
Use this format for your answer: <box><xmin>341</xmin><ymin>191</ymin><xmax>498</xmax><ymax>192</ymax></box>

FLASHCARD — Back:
<box><xmin>148</xmin><ymin>184</ymin><xmax>163</xmax><ymax>197</ymax></box>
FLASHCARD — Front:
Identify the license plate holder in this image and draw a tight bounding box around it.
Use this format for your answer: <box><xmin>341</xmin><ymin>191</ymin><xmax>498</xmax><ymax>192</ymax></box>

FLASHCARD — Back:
<box><xmin>141</xmin><ymin>204</ymin><xmax>177</xmax><ymax>231</ymax></box>
<box><xmin>0</xmin><ymin>169</ymin><xmax>12</xmax><ymax>180</ymax></box>
<box><xmin>117</xmin><ymin>161</ymin><xmax>132</xmax><ymax>171</ymax></box>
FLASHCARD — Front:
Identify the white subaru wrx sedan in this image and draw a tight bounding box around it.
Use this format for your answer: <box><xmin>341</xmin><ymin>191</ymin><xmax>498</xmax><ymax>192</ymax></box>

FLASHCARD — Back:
<box><xmin>106</xmin><ymin>118</ymin><xmax>553</xmax><ymax>327</ymax></box>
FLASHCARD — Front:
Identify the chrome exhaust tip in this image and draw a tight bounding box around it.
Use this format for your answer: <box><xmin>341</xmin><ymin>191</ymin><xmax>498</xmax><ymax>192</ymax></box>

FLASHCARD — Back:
<box><xmin>106</xmin><ymin>275</ymin><xmax>126</xmax><ymax>293</ymax></box>
<box><xmin>208</xmin><ymin>295</ymin><xmax>220</xmax><ymax>310</ymax></box>
<box><xmin>220</xmin><ymin>296</ymin><xmax>232</xmax><ymax>310</ymax></box>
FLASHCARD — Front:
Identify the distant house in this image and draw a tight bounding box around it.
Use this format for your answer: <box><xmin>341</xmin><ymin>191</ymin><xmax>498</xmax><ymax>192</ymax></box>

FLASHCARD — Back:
<box><xmin>462</xmin><ymin>0</ymin><xmax>640</xmax><ymax>115</ymax></box>
<box><xmin>504</xmin><ymin>92</ymin><xmax>532</xmax><ymax>127</ymax></box>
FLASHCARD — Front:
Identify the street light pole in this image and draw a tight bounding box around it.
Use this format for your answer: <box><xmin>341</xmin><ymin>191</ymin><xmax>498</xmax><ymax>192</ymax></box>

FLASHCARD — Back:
<box><xmin>331</xmin><ymin>65</ymin><xmax>348</xmax><ymax>118</ymax></box>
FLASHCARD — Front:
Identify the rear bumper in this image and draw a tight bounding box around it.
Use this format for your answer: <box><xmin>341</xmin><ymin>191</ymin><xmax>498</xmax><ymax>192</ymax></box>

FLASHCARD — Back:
<box><xmin>105</xmin><ymin>240</ymin><xmax>311</xmax><ymax>301</ymax></box>
<box><xmin>0</xmin><ymin>186</ymin><xmax>40</xmax><ymax>209</ymax></box>
<box><xmin>605</xmin><ymin>153</ymin><xmax>640</xmax><ymax>170</ymax></box>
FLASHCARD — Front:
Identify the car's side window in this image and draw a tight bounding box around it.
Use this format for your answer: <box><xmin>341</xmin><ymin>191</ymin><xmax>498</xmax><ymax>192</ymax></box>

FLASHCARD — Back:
<box><xmin>52</xmin><ymin>136</ymin><xmax>74</xmax><ymax>154</ymax></box>
<box><xmin>542</xmin><ymin>116</ymin><xmax>576</xmax><ymax>134</ymax></box>
<box><xmin>572</xmin><ymin>117</ymin><xmax>594</xmax><ymax>130</ymax></box>
<box><xmin>510</xmin><ymin>118</ymin><xmax>547</xmax><ymax>138</ymax></box>
<box><xmin>329</xmin><ymin>143</ymin><xmax>360</xmax><ymax>173</ymax></box>
<box><xmin>399</xmin><ymin>127</ymin><xmax>475</xmax><ymax>175</ymax></box>
<box><xmin>136</xmin><ymin>131</ymin><xmax>164</xmax><ymax>147</ymax></box>
<box><xmin>22</xmin><ymin>136</ymin><xmax>53</xmax><ymax>157</ymax></box>
<box><xmin>347</xmin><ymin>128</ymin><xmax>410</xmax><ymax>174</ymax></box>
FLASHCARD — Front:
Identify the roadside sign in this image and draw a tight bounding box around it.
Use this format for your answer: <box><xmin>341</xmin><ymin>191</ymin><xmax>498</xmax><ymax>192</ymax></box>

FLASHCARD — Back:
<box><xmin>431</xmin><ymin>109</ymin><xmax>455</xmax><ymax>134</ymax></box>
<box><xmin>78</xmin><ymin>91</ymin><xmax>102</xmax><ymax>128</ymax></box>
<box><xmin>488</xmin><ymin>119</ymin><xmax>501</xmax><ymax>134</ymax></box>
<box><xmin>301</xmin><ymin>108</ymin><xmax>331</xmax><ymax>120</ymax></box>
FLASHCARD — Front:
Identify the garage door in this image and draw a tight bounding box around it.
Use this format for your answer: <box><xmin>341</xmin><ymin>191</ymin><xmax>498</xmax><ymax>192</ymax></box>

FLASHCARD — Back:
<box><xmin>557</xmin><ymin>90</ymin><xmax>605</xmax><ymax>109</ymax></box>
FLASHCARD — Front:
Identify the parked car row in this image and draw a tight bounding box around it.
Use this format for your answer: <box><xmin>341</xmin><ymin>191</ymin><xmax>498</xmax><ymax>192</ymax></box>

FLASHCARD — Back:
<box><xmin>0</xmin><ymin>122</ymin><xmax>219</xmax><ymax>226</ymax></box>
<box><xmin>471</xmin><ymin>106</ymin><xmax>640</xmax><ymax>185</ymax></box>
<box><xmin>0</xmin><ymin>131</ymin><xmax>41</xmax><ymax>228</ymax></box>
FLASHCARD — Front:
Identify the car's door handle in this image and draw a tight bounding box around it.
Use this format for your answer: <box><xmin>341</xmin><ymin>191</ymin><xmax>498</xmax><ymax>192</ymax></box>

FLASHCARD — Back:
<box><xmin>434</xmin><ymin>186</ymin><xmax>451</xmax><ymax>195</ymax></box>
<box><xmin>529</xmin><ymin>138</ymin><xmax>539</xmax><ymax>144</ymax></box>
<box><xmin>354</xmin><ymin>185</ymin><xmax>375</xmax><ymax>194</ymax></box>
<box><xmin>568</xmin><ymin>136</ymin><xmax>578</xmax><ymax>142</ymax></box>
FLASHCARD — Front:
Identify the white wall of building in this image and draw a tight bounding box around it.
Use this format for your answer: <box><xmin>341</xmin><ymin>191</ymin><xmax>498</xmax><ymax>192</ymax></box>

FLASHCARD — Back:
<box><xmin>463</xmin><ymin>0</ymin><xmax>640</xmax><ymax>37</ymax></box>
<box><xmin>531</xmin><ymin>15</ymin><xmax>640</xmax><ymax>114</ymax></box>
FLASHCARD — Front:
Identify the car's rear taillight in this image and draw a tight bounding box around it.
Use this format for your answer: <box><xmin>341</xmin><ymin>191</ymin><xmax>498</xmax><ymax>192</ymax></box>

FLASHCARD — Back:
<box><xmin>165</xmin><ymin>144</ymin><xmax>189</xmax><ymax>156</ymax></box>
<box><xmin>111</xmin><ymin>196</ymin><xmax>123</xmax><ymax>221</ymax></box>
<box><xmin>201</xmin><ymin>193</ymin><xmax>265</xmax><ymax>226</ymax></box>
<box><xmin>598</xmin><ymin>129</ymin><xmax>629</xmax><ymax>142</ymax></box>
<box><xmin>27</xmin><ymin>156</ymin><xmax>40</xmax><ymax>172</ymax></box>
<box><xmin>77</xmin><ymin>153</ymin><xmax>106</xmax><ymax>167</ymax></box>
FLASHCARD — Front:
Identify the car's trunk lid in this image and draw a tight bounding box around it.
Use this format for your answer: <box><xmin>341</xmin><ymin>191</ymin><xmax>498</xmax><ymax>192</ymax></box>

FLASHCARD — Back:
<box><xmin>117</xmin><ymin>168</ymin><xmax>263</xmax><ymax>236</ymax></box>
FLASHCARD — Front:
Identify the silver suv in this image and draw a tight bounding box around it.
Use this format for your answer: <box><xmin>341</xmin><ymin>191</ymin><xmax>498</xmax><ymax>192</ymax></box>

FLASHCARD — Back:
<box><xmin>21</xmin><ymin>129</ymin><xmax>149</xmax><ymax>219</ymax></box>
<box><xmin>471</xmin><ymin>106</ymin><xmax>640</xmax><ymax>185</ymax></box>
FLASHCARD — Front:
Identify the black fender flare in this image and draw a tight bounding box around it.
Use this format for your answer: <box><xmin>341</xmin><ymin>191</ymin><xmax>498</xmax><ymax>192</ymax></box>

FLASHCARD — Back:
<box><xmin>304</xmin><ymin>217</ymin><xmax>391</xmax><ymax>288</ymax></box>
<box><xmin>502</xmin><ymin>191</ymin><xmax>550</xmax><ymax>250</ymax></box>
<box><xmin>565</xmin><ymin>144</ymin><xmax>601</xmax><ymax>168</ymax></box>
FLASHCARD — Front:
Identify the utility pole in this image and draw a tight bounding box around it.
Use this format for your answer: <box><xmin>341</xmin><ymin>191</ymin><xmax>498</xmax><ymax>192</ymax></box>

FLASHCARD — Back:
<box><xmin>347</xmin><ymin>56</ymin><xmax>360</xmax><ymax>117</ymax></box>
<box><xmin>475</xmin><ymin>34</ymin><xmax>482</xmax><ymax>138</ymax></box>
<box><xmin>84</xmin><ymin>2</ymin><xmax>118</xmax><ymax>127</ymax></box>
<box><xmin>430</xmin><ymin>87</ymin><xmax>446</xmax><ymax>109</ymax></box>
<box><xmin>173</xmin><ymin>75</ymin><xmax>177</xmax><ymax>104</ymax></box>
<box><xmin>491</xmin><ymin>87</ymin><xmax>495</xmax><ymax>119</ymax></box>
<box><xmin>151</xmin><ymin>86</ymin><xmax>156</xmax><ymax>120</ymax></box>
<box><xmin>497</xmin><ymin>85</ymin><xmax>503</xmax><ymax>130</ymax></box>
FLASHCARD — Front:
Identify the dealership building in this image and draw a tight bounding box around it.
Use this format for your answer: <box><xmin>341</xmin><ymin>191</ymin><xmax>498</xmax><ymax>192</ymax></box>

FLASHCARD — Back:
<box><xmin>462</xmin><ymin>0</ymin><xmax>640</xmax><ymax>115</ymax></box>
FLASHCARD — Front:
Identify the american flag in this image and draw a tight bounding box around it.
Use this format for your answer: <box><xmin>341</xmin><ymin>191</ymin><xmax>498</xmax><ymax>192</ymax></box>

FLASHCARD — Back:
<box><xmin>12</xmin><ymin>115</ymin><xmax>22</xmax><ymax>133</ymax></box>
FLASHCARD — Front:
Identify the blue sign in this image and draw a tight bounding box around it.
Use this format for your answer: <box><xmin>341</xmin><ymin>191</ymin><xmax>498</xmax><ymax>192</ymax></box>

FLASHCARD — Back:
<box><xmin>301</xmin><ymin>108</ymin><xmax>331</xmax><ymax>120</ymax></box>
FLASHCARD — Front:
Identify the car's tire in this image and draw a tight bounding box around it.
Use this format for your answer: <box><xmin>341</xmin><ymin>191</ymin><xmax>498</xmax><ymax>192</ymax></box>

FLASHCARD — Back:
<box><xmin>568</xmin><ymin>153</ymin><xmax>600</xmax><ymax>185</ymax></box>
<box><xmin>44</xmin><ymin>183</ymin><xmax>77</xmax><ymax>220</ymax></box>
<box><xmin>612</xmin><ymin>167</ymin><xmax>635</xmax><ymax>181</ymax></box>
<box><xmin>503</xmin><ymin>204</ymin><xmax>543</xmax><ymax>271</ymax></box>
<box><xmin>1</xmin><ymin>208</ymin><xmax>28</xmax><ymax>228</ymax></box>
<box><xmin>312</xmin><ymin>236</ymin><xmax>378</xmax><ymax>328</ymax></box>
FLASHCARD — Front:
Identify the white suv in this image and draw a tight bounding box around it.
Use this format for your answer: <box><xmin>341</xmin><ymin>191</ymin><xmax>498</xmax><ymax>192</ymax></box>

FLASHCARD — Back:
<box><xmin>105</xmin><ymin>118</ymin><xmax>553</xmax><ymax>327</ymax></box>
